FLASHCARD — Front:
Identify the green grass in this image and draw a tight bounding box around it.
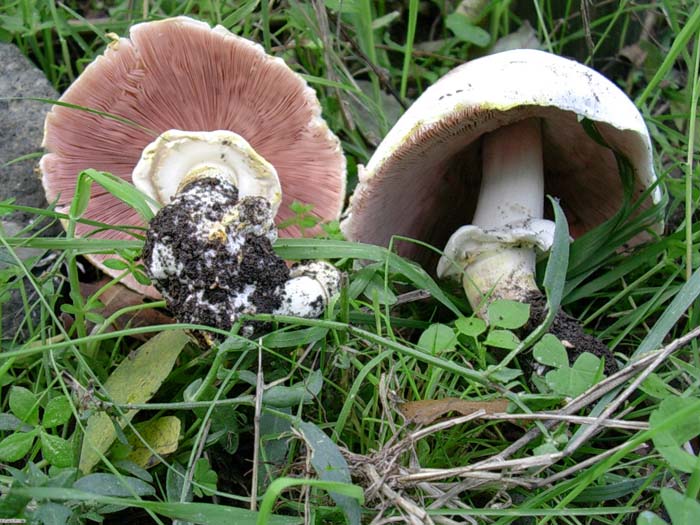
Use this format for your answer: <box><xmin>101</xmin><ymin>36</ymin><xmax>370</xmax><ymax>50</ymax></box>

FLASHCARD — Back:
<box><xmin>1</xmin><ymin>1</ymin><xmax>700</xmax><ymax>524</ymax></box>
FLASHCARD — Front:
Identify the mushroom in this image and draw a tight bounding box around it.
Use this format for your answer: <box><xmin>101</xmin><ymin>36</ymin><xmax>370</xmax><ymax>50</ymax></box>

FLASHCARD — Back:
<box><xmin>40</xmin><ymin>16</ymin><xmax>346</xmax><ymax>296</ymax></box>
<box><xmin>341</xmin><ymin>49</ymin><xmax>661</xmax><ymax>315</ymax></box>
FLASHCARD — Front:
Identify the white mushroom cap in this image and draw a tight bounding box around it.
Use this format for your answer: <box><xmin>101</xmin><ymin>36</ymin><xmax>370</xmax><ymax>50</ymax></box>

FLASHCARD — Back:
<box><xmin>132</xmin><ymin>129</ymin><xmax>282</xmax><ymax>215</ymax></box>
<box><xmin>341</xmin><ymin>49</ymin><xmax>661</xmax><ymax>269</ymax></box>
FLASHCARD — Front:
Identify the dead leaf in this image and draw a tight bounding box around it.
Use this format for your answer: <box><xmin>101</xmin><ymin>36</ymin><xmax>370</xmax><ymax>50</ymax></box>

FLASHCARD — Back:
<box><xmin>399</xmin><ymin>398</ymin><xmax>509</xmax><ymax>425</ymax></box>
<box><xmin>80</xmin><ymin>278</ymin><xmax>173</xmax><ymax>340</ymax></box>
<box><xmin>489</xmin><ymin>21</ymin><xmax>542</xmax><ymax>55</ymax></box>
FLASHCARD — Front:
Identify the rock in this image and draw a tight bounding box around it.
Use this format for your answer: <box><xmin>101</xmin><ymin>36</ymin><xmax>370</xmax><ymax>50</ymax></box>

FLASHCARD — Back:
<box><xmin>0</xmin><ymin>43</ymin><xmax>57</xmax><ymax>220</ymax></box>
<box><xmin>0</xmin><ymin>43</ymin><xmax>59</xmax><ymax>340</ymax></box>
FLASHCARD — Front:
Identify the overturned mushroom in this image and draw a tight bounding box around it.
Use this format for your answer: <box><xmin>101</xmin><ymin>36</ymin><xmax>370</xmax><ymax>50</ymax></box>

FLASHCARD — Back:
<box><xmin>342</xmin><ymin>49</ymin><xmax>661</xmax><ymax>316</ymax></box>
<box><xmin>41</xmin><ymin>16</ymin><xmax>345</xmax><ymax>296</ymax></box>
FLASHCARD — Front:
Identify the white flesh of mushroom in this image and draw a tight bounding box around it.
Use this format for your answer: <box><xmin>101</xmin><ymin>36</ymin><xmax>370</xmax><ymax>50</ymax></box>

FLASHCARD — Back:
<box><xmin>132</xmin><ymin>129</ymin><xmax>283</xmax><ymax>215</ymax></box>
<box><xmin>437</xmin><ymin>118</ymin><xmax>555</xmax><ymax>312</ymax></box>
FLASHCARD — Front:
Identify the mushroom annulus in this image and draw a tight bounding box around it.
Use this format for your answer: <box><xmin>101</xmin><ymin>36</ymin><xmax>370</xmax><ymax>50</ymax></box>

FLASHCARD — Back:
<box><xmin>41</xmin><ymin>17</ymin><xmax>345</xmax><ymax>292</ymax></box>
<box><xmin>342</xmin><ymin>49</ymin><xmax>661</xmax><ymax>317</ymax></box>
<box><xmin>40</xmin><ymin>17</ymin><xmax>346</xmax><ymax>332</ymax></box>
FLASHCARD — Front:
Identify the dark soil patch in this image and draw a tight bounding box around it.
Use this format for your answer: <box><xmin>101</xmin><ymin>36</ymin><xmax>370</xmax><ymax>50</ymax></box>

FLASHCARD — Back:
<box><xmin>524</xmin><ymin>291</ymin><xmax>619</xmax><ymax>375</ymax></box>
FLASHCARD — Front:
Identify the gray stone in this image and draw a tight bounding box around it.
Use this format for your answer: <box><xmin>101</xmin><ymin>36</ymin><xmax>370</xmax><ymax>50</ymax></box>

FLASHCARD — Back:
<box><xmin>0</xmin><ymin>43</ymin><xmax>59</xmax><ymax>340</ymax></box>
<box><xmin>0</xmin><ymin>42</ymin><xmax>57</xmax><ymax>221</ymax></box>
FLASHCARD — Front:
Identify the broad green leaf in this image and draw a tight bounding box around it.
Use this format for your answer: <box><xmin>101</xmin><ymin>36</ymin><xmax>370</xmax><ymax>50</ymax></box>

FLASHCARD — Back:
<box><xmin>124</xmin><ymin>416</ymin><xmax>181</xmax><ymax>469</ymax></box>
<box><xmin>363</xmin><ymin>274</ymin><xmax>397</xmax><ymax>305</ymax></box>
<box><xmin>650</xmin><ymin>397</ymin><xmax>700</xmax><ymax>473</ymax></box>
<box><xmin>79</xmin><ymin>330</ymin><xmax>190</xmax><ymax>473</ymax></box>
<box><xmin>417</xmin><ymin>324</ymin><xmax>457</xmax><ymax>354</ymax></box>
<box><xmin>296</xmin><ymin>421</ymin><xmax>361</xmax><ymax>525</ymax></box>
<box><xmin>69</xmin><ymin>171</ymin><xmax>93</xmax><ymax>220</ymax></box>
<box><xmin>660</xmin><ymin>488</ymin><xmax>700</xmax><ymax>525</ymax></box>
<box><xmin>0</xmin><ymin>412</ymin><xmax>32</xmax><ymax>432</ymax></box>
<box><xmin>166</xmin><ymin>462</ymin><xmax>191</xmax><ymax>503</ymax></box>
<box><xmin>543</xmin><ymin>196</ymin><xmax>570</xmax><ymax>318</ymax></box>
<box><xmin>637</xmin><ymin>512</ymin><xmax>669</xmax><ymax>525</ymax></box>
<box><xmin>82</xmin><ymin>169</ymin><xmax>157</xmax><ymax>222</ymax></box>
<box><xmin>43</xmin><ymin>396</ymin><xmax>73</xmax><ymax>429</ymax></box>
<box><xmin>487</xmin><ymin>366</ymin><xmax>523</xmax><ymax>383</ymax></box>
<box><xmin>9</xmin><ymin>386</ymin><xmax>39</xmax><ymax>426</ymax></box>
<box><xmin>74</xmin><ymin>473</ymin><xmax>155</xmax><ymax>497</ymax></box>
<box><xmin>532</xmin><ymin>334</ymin><xmax>568</xmax><ymax>368</ymax></box>
<box><xmin>264</xmin><ymin>370</ymin><xmax>323</xmax><ymax>408</ymax></box>
<box><xmin>40</xmin><ymin>432</ymin><xmax>73</xmax><ymax>468</ymax></box>
<box><xmin>193</xmin><ymin>458</ymin><xmax>218</xmax><ymax>497</ymax></box>
<box><xmin>545</xmin><ymin>353</ymin><xmax>601</xmax><ymax>397</ymax></box>
<box><xmin>484</xmin><ymin>329</ymin><xmax>520</xmax><ymax>350</ymax></box>
<box><xmin>32</xmin><ymin>502</ymin><xmax>72</xmax><ymax>525</ymax></box>
<box><xmin>112</xmin><ymin>460</ymin><xmax>153</xmax><ymax>483</ymax></box>
<box><xmin>445</xmin><ymin>13</ymin><xmax>490</xmax><ymax>46</ymax></box>
<box><xmin>0</xmin><ymin>429</ymin><xmax>37</xmax><ymax>462</ymax></box>
<box><xmin>455</xmin><ymin>317</ymin><xmax>487</xmax><ymax>337</ymax></box>
<box><xmin>639</xmin><ymin>373</ymin><xmax>674</xmax><ymax>400</ymax></box>
<box><xmin>487</xmin><ymin>300</ymin><xmax>530</xmax><ymax>329</ymax></box>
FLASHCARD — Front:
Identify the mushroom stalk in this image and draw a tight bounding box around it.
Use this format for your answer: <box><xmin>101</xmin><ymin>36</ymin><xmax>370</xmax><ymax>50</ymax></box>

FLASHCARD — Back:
<box><xmin>473</xmin><ymin>118</ymin><xmax>544</xmax><ymax>229</ymax></box>
<box><xmin>464</xmin><ymin>118</ymin><xmax>544</xmax><ymax>308</ymax></box>
<box><xmin>438</xmin><ymin>118</ymin><xmax>554</xmax><ymax>315</ymax></box>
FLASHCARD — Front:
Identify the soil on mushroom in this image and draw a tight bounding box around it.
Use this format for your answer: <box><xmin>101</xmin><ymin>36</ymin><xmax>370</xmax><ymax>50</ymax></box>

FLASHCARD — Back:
<box><xmin>142</xmin><ymin>178</ymin><xmax>290</xmax><ymax>335</ymax></box>
<box><xmin>524</xmin><ymin>292</ymin><xmax>618</xmax><ymax>375</ymax></box>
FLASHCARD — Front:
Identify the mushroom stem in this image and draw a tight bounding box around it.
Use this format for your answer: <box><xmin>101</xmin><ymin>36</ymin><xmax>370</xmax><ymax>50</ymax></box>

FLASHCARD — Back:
<box><xmin>473</xmin><ymin>118</ymin><xmax>544</xmax><ymax>228</ymax></box>
<box><xmin>462</xmin><ymin>118</ymin><xmax>545</xmax><ymax>310</ymax></box>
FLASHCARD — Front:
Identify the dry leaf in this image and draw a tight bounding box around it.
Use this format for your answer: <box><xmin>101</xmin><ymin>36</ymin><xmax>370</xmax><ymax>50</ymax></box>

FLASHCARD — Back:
<box><xmin>399</xmin><ymin>397</ymin><xmax>509</xmax><ymax>425</ymax></box>
<box><xmin>80</xmin><ymin>278</ymin><xmax>173</xmax><ymax>339</ymax></box>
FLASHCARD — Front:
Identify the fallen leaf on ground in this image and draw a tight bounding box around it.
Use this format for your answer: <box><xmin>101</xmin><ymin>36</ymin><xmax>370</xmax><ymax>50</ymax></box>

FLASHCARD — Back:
<box><xmin>80</xmin><ymin>278</ymin><xmax>173</xmax><ymax>339</ymax></box>
<box><xmin>400</xmin><ymin>398</ymin><xmax>509</xmax><ymax>425</ymax></box>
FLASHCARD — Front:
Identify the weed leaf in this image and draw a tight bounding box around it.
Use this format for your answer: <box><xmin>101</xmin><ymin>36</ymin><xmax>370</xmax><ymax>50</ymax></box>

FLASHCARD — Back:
<box><xmin>40</xmin><ymin>432</ymin><xmax>73</xmax><ymax>468</ymax></box>
<box><xmin>73</xmin><ymin>473</ymin><xmax>155</xmax><ymax>497</ymax></box>
<box><xmin>487</xmin><ymin>300</ymin><xmax>530</xmax><ymax>329</ymax></box>
<box><xmin>417</xmin><ymin>324</ymin><xmax>457</xmax><ymax>354</ymax></box>
<box><xmin>79</xmin><ymin>330</ymin><xmax>190</xmax><ymax>473</ymax></box>
<box><xmin>123</xmin><ymin>416</ymin><xmax>181</xmax><ymax>469</ymax></box>
<box><xmin>296</xmin><ymin>420</ymin><xmax>361</xmax><ymax>525</ymax></box>
<box><xmin>0</xmin><ymin>429</ymin><xmax>38</xmax><ymax>462</ymax></box>
<box><xmin>660</xmin><ymin>488</ymin><xmax>700</xmax><ymax>525</ymax></box>
<box><xmin>649</xmin><ymin>396</ymin><xmax>700</xmax><ymax>473</ymax></box>
<box><xmin>43</xmin><ymin>396</ymin><xmax>73</xmax><ymax>429</ymax></box>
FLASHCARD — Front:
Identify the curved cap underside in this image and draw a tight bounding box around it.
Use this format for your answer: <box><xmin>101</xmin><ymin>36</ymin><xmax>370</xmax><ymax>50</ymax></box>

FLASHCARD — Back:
<box><xmin>41</xmin><ymin>16</ymin><xmax>346</xmax><ymax>295</ymax></box>
<box><xmin>342</xmin><ymin>50</ymin><xmax>660</xmax><ymax>272</ymax></box>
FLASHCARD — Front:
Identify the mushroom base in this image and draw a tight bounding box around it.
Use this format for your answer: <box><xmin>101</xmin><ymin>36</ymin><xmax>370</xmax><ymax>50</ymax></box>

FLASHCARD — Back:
<box><xmin>142</xmin><ymin>177</ymin><xmax>341</xmax><ymax>340</ymax></box>
<box><xmin>143</xmin><ymin>178</ymin><xmax>290</xmax><ymax>338</ymax></box>
<box><xmin>462</xmin><ymin>247</ymin><xmax>540</xmax><ymax>316</ymax></box>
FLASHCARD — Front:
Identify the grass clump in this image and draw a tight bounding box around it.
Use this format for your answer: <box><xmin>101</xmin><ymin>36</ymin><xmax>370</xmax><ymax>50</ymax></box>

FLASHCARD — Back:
<box><xmin>1</xmin><ymin>1</ymin><xmax>700</xmax><ymax>524</ymax></box>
